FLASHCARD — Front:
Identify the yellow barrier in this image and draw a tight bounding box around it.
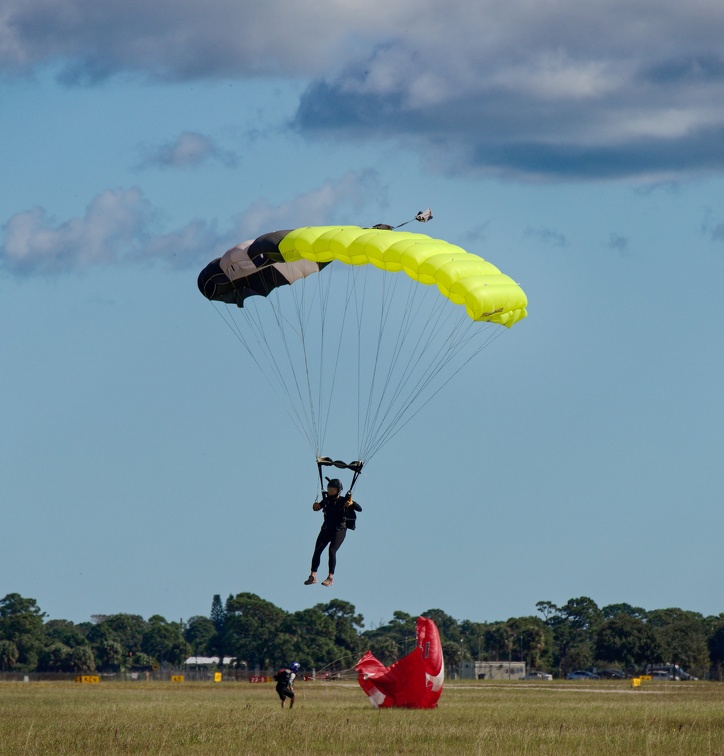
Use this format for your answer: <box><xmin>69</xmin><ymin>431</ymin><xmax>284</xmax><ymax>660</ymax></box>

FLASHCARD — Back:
<box><xmin>75</xmin><ymin>675</ymin><xmax>100</xmax><ymax>684</ymax></box>
<box><xmin>214</xmin><ymin>672</ymin><xmax>222</xmax><ymax>682</ymax></box>
<box><xmin>171</xmin><ymin>675</ymin><xmax>184</xmax><ymax>683</ymax></box>
<box><xmin>631</xmin><ymin>677</ymin><xmax>641</xmax><ymax>688</ymax></box>
<box><xmin>640</xmin><ymin>675</ymin><xmax>652</xmax><ymax>681</ymax></box>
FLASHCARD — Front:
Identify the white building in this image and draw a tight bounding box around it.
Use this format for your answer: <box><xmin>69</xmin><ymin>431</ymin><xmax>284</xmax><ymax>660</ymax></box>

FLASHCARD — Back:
<box><xmin>459</xmin><ymin>660</ymin><xmax>526</xmax><ymax>680</ymax></box>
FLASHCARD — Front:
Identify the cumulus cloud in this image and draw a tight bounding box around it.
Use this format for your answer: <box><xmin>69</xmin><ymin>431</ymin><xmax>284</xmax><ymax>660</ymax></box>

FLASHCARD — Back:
<box><xmin>3</xmin><ymin>0</ymin><xmax>724</xmax><ymax>180</ymax></box>
<box><xmin>0</xmin><ymin>0</ymin><xmax>398</xmax><ymax>80</ymax></box>
<box><xmin>137</xmin><ymin>132</ymin><xmax>238</xmax><ymax>170</ymax></box>
<box><xmin>292</xmin><ymin>2</ymin><xmax>724</xmax><ymax>180</ymax></box>
<box><xmin>1</xmin><ymin>189</ymin><xmax>155</xmax><ymax>275</ymax></box>
<box><xmin>238</xmin><ymin>170</ymin><xmax>387</xmax><ymax>236</ymax></box>
<box><xmin>0</xmin><ymin>172</ymin><xmax>386</xmax><ymax>276</ymax></box>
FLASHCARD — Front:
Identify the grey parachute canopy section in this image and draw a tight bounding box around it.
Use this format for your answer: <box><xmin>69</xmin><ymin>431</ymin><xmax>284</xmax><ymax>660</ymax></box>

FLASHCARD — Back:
<box><xmin>198</xmin><ymin>231</ymin><xmax>330</xmax><ymax>307</ymax></box>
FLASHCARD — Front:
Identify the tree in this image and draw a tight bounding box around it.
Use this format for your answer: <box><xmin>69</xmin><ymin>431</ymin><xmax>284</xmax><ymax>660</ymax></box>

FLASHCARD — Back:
<box><xmin>99</xmin><ymin>614</ymin><xmax>148</xmax><ymax>655</ymax></box>
<box><xmin>0</xmin><ymin>593</ymin><xmax>45</xmax><ymax>668</ymax></box>
<box><xmin>646</xmin><ymin>608</ymin><xmax>710</xmax><ymax>673</ymax></box>
<box><xmin>210</xmin><ymin>595</ymin><xmax>225</xmax><ymax>633</ymax></box>
<box><xmin>314</xmin><ymin>600</ymin><xmax>364</xmax><ymax>665</ymax></box>
<box><xmin>93</xmin><ymin>639</ymin><xmax>125</xmax><ymax>670</ymax></box>
<box><xmin>601</xmin><ymin>603</ymin><xmax>648</xmax><ymax>621</ymax></box>
<box><xmin>142</xmin><ymin>616</ymin><xmax>192</xmax><ymax>666</ymax></box>
<box><xmin>185</xmin><ymin>616</ymin><xmax>216</xmax><ymax>656</ymax></box>
<box><xmin>37</xmin><ymin>642</ymin><xmax>73</xmax><ymax>672</ymax></box>
<box><xmin>0</xmin><ymin>640</ymin><xmax>19</xmax><ymax>671</ymax></box>
<box><xmin>278</xmin><ymin>608</ymin><xmax>338</xmax><ymax>669</ymax></box>
<box><xmin>507</xmin><ymin>617</ymin><xmax>551</xmax><ymax>669</ymax></box>
<box><xmin>44</xmin><ymin>620</ymin><xmax>88</xmax><ymax>648</ymax></box>
<box><xmin>87</xmin><ymin>623</ymin><xmax>124</xmax><ymax>671</ymax></box>
<box><xmin>595</xmin><ymin>614</ymin><xmax>659</xmax><ymax>669</ymax></box>
<box><xmin>707</xmin><ymin>621</ymin><xmax>724</xmax><ymax>681</ymax></box>
<box><xmin>483</xmin><ymin>623</ymin><xmax>512</xmax><ymax>661</ymax></box>
<box><xmin>223</xmin><ymin>593</ymin><xmax>286</xmax><ymax>669</ymax></box>
<box><xmin>459</xmin><ymin>620</ymin><xmax>487</xmax><ymax>660</ymax></box>
<box><xmin>559</xmin><ymin>597</ymin><xmax>603</xmax><ymax>633</ymax></box>
<box><xmin>70</xmin><ymin>645</ymin><xmax>96</xmax><ymax>673</ymax></box>
<box><xmin>540</xmin><ymin>597</ymin><xmax>601</xmax><ymax>674</ymax></box>
<box><xmin>535</xmin><ymin>601</ymin><xmax>559</xmax><ymax>622</ymax></box>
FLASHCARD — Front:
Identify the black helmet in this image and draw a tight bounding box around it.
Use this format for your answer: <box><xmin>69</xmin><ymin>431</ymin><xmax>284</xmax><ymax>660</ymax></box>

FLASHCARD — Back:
<box><xmin>326</xmin><ymin>477</ymin><xmax>343</xmax><ymax>492</ymax></box>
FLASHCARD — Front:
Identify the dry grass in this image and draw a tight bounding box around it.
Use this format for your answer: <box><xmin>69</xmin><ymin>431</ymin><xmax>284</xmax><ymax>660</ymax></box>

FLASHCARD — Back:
<box><xmin>1</xmin><ymin>679</ymin><xmax>722</xmax><ymax>754</ymax></box>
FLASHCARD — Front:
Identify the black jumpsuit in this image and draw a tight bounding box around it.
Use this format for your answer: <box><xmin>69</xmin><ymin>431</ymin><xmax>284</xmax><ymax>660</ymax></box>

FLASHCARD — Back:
<box><xmin>310</xmin><ymin>494</ymin><xmax>362</xmax><ymax>574</ymax></box>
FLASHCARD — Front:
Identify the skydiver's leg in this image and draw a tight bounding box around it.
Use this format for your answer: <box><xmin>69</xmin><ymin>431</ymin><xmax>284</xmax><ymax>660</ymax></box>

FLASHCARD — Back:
<box><xmin>326</xmin><ymin>528</ymin><xmax>347</xmax><ymax>576</ymax></box>
<box><xmin>309</xmin><ymin>528</ymin><xmax>332</xmax><ymax>575</ymax></box>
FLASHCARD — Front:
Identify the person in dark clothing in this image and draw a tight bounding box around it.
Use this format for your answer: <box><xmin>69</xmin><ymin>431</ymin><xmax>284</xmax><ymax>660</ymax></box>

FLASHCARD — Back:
<box><xmin>304</xmin><ymin>478</ymin><xmax>362</xmax><ymax>587</ymax></box>
<box><xmin>275</xmin><ymin>661</ymin><xmax>300</xmax><ymax>708</ymax></box>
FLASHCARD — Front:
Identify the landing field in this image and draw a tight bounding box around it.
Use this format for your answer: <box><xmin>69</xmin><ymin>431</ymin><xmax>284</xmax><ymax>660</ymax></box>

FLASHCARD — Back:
<box><xmin>1</xmin><ymin>680</ymin><xmax>722</xmax><ymax>754</ymax></box>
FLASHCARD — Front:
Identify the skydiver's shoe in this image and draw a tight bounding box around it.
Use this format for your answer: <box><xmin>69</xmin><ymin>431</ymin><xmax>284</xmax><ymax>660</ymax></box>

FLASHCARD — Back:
<box><xmin>304</xmin><ymin>575</ymin><xmax>317</xmax><ymax>585</ymax></box>
<box><xmin>321</xmin><ymin>576</ymin><xmax>333</xmax><ymax>587</ymax></box>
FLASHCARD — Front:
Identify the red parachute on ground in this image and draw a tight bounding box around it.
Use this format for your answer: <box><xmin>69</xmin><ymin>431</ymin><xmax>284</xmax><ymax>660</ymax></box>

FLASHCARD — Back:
<box><xmin>355</xmin><ymin>616</ymin><xmax>444</xmax><ymax>708</ymax></box>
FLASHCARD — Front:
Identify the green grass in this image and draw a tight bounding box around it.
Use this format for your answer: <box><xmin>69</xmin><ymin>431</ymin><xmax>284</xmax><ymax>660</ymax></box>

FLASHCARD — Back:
<box><xmin>1</xmin><ymin>680</ymin><xmax>722</xmax><ymax>754</ymax></box>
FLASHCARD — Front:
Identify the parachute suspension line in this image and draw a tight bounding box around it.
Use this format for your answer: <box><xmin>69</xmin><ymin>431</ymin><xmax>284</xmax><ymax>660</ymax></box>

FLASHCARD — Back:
<box><xmin>225</xmin><ymin>271</ymin><xmax>327</xmax><ymax>453</ymax></box>
<box><xmin>373</xmin><ymin>285</ymin><xmax>464</xmax><ymax>432</ymax></box>
<box><xmin>287</xmin><ymin>268</ymin><xmax>323</xmax><ymax>455</ymax></box>
<box><xmin>245</xmin><ymin>296</ymin><xmax>320</xmax><ymax>450</ymax></box>
<box><xmin>320</xmin><ymin>266</ymin><xmax>357</xmax><ymax>457</ymax></box>
<box><xmin>360</xmin><ymin>269</ymin><xmax>445</xmax><ymax>458</ymax></box>
<box><xmin>253</xmin><ymin>291</ymin><xmax>319</xmax><ymax>450</ymax></box>
<box><xmin>210</xmin><ymin>300</ymin><xmax>315</xmax><ymax>448</ymax></box>
<box><xmin>351</xmin><ymin>263</ymin><xmax>381</xmax><ymax>458</ymax></box>
<box><xmin>353</xmin><ymin>269</ymin><xmax>449</xmax><ymax>461</ymax></box>
<box><xmin>360</xmin><ymin>283</ymin><xmax>505</xmax><ymax>462</ymax></box>
<box><xmin>314</xmin><ymin>264</ymin><xmax>333</xmax><ymax>457</ymax></box>
<box><xmin>357</xmin><ymin>268</ymin><xmax>418</xmax><ymax>460</ymax></box>
<box><xmin>364</xmin><ymin>321</ymin><xmax>504</xmax><ymax>462</ymax></box>
<box><xmin>366</xmin><ymin>313</ymin><xmax>483</xmax><ymax>459</ymax></box>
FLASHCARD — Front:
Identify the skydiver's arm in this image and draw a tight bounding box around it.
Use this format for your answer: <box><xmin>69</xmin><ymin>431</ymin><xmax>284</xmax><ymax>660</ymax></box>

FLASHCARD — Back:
<box><xmin>312</xmin><ymin>500</ymin><xmax>323</xmax><ymax>511</ymax></box>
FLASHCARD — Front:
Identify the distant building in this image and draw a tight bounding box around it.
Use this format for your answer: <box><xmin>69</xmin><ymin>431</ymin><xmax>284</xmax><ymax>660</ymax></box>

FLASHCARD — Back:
<box><xmin>184</xmin><ymin>656</ymin><xmax>235</xmax><ymax>667</ymax></box>
<box><xmin>460</xmin><ymin>660</ymin><xmax>526</xmax><ymax>680</ymax></box>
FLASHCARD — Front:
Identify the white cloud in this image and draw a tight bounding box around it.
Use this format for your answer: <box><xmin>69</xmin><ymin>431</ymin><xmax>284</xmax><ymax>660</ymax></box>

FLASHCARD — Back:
<box><xmin>1</xmin><ymin>189</ymin><xmax>154</xmax><ymax>274</ymax></box>
<box><xmin>3</xmin><ymin>0</ymin><xmax>724</xmax><ymax>179</ymax></box>
<box><xmin>138</xmin><ymin>132</ymin><xmax>238</xmax><ymax>170</ymax></box>
<box><xmin>0</xmin><ymin>173</ymin><xmax>388</xmax><ymax>276</ymax></box>
<box><xmin>239</xmin><ymin>170</ymin><xmax>387</xmax><ymax>236</ymax></box>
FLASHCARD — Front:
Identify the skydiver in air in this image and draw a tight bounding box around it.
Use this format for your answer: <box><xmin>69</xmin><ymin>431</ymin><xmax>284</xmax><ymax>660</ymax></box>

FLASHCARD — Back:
<box><xmin>304</xmin><ymin>478</ymin><xmax>361</xmax><ymax>587</ymax></box>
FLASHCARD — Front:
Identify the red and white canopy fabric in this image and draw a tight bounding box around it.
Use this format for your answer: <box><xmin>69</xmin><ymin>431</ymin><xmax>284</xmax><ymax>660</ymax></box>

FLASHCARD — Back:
<box><xmin>356</xmin><ymin>616</ymin><xmax>444</xmax><ymax>709</ymax></box>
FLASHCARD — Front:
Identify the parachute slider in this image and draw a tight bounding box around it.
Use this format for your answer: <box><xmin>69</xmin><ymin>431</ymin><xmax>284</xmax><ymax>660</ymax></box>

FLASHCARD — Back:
<box><xmin>316</xmin><ymin>456</ymin><xmax>363</xmax><ymax>474</ymax></box>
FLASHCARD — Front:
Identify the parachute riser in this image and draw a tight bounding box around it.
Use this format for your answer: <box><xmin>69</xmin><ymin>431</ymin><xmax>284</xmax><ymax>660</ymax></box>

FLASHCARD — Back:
<box><xmin>317</xmin><ymin>456</ymin><xmax>364</xmax><ymax>497</ymax></box>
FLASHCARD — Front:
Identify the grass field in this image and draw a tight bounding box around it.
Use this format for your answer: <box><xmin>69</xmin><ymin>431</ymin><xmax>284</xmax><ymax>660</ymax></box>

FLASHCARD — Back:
<box><xmin>1</xmin><ymin>679</ymin><xmax>723</xmax><ymax>754</ymax></box>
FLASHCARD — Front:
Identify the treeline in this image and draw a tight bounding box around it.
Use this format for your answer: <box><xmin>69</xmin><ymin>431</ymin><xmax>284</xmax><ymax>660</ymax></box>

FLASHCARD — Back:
<box><xmin>1</xmin><ymin>592</ymin><xmax>723</xmax><ymax>679</ymax></box>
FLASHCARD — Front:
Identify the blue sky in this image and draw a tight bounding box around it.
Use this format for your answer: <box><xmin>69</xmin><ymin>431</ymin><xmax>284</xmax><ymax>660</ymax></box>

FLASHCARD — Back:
<box><xmin>2</xmin><ymin>0</ymin><xmax>723</xmax><ymax>630</ymax></box>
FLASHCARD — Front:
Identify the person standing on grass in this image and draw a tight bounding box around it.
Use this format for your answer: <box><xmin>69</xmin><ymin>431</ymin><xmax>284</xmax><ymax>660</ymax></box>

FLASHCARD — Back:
<box><xmin>275</xmin><ymin>662</ymin><xmax>300</xmax><ymax>709</ymax></box>
<box><xmin>304</xmin><ymin>478</ymin><xmax>362</xmax><ymax>587</ymax></box>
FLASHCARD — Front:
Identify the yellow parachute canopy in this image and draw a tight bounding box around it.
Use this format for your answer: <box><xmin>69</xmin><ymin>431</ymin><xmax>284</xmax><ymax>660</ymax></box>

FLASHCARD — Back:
<box><xmin>277</xmin><ymin>226</ymin><xmax>527</xmax><ymax>327</ymax></box>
